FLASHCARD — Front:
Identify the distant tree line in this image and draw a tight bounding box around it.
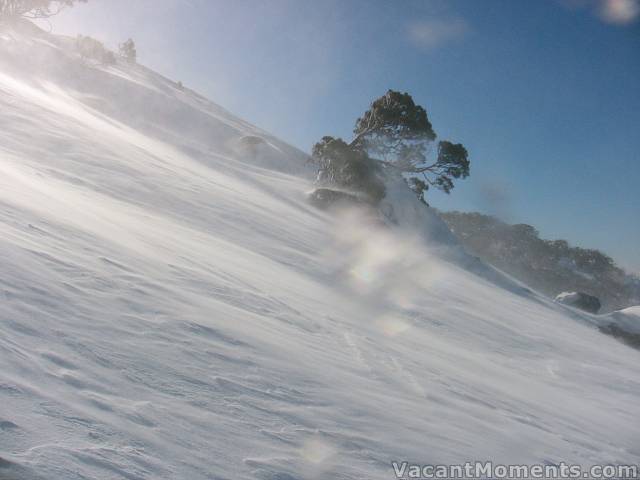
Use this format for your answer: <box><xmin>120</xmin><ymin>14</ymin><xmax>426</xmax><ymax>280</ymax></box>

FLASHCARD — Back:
<box><xmin>440</xmin><ymin>211</ymin><xmax>640</xmax><ymax>312</ymax></box>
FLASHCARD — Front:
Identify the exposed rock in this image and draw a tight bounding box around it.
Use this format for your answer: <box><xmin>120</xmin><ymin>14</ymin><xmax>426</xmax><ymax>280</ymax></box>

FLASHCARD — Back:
<box><xmin>307</xmin><ymin>188</ymin><xmax>367</xmax><ymax>210</ymax></box>
<box><xmin>555</xmin><ymin>291</ymin><xmax>601</xmax><ymax>314</ymax></box>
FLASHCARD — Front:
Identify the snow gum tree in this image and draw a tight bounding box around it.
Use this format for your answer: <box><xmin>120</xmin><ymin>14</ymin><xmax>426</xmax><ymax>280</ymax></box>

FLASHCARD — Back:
<box><xmin>312</xmin><ymin>90</ymin><xmax>470</xmax><ymax>205</ymax></box>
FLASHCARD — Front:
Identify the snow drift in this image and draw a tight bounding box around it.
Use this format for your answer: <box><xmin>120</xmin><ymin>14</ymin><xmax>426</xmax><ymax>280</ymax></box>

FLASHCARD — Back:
<box><xmin>0</xmin><ymin>21</ymin><xmax>639</xmax><ymax>480</ymax></box>
<box><xmin>605</xmin><ymin>306</ymin><xmax>640</xmax><ymax>335</ymax></box>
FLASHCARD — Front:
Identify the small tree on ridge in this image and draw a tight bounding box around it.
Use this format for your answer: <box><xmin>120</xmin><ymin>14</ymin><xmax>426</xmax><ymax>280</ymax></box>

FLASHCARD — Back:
<box><xmin>119</xmin><ymin>38</ymin><xmax>136</xmax><ymax>64</ymax></box>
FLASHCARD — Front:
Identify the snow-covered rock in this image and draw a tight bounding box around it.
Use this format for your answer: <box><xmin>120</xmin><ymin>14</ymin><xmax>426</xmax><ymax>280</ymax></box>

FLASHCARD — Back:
<box><xmin>596</xmin><ymin>306</ymin><xmax>640</xmax><ymax>350</ymax></box>
<box><xmin>307</xmin><ymin>187</ymin><xmax>368</xmax><ymax>210</ymax></box>
<box><xmin>607</xmin><ymin>306</ymin><xmax>640</xmax><ymax>334</ymax></box>
<box><xmin>555</xmin><ymin>291</ymin><xmax>601</xmax><ymax>314</ymax></box>
<box><xmin>1</xmin><ymin>20</ymin><xmax>639</xmax><ymax>480</ymax></box>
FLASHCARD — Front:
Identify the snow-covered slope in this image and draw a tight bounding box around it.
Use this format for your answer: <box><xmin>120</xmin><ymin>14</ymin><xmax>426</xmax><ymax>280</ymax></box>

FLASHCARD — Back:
<box><xmin>1</xmin><ymin>22</ymin><xmax>639</xmax><ymax>480</ymax></box>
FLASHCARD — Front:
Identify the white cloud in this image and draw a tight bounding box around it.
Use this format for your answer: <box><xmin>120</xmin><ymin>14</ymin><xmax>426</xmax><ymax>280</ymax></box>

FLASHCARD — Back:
<box><xmin>598</xmin><ymin>0</ymin><xmax>640</xmax><ymax>24</ymax></box>
<box><xmin>407</xmin><ymin>18</ymin><xmax>469</xmax><ymax>51</ymax></box>
<box><xmin>560</xmin><ymin>0</ymin><xmax>640</xmax><ymax>25</ymax></box>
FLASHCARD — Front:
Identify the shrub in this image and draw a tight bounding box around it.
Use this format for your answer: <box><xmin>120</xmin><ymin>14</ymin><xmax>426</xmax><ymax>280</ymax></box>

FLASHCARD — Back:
<box><xmin>76</xmin><ymin>35</ymin><xmax>116</xmax><ymax>66</ymax></box>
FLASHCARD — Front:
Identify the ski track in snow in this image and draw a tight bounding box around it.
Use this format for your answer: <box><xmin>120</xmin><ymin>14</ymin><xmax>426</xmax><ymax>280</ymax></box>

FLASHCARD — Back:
<box><xmin>0</xmin><ymin>22</ymin><xmax>639</xmax><ymax>480</ymax></box>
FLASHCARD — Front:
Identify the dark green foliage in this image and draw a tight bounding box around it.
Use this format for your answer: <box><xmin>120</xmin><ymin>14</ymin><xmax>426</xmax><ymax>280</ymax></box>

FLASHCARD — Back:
<box><xmin>0</xmin><ymin>0</ymin><xmax>87</xmax><ymax>19</ymax></box>
<box><xmin>311</xmin><ymin>89</ymin><xmax>470</xmax><ymax>205</ymax></box>
<box><xmin>353</xmin><ymin>90</ymin><xmax>436</xmax><ymax>152</ymax></box>
<box><xmin>312</xmin><ymin>136</ymin><xmax>385</xmax><ymax>204</ymax></box>
<box><xmin>433</xmin><ymin>141</ymin><xmax>470</xmax><ymax>193</ymax></box>
<box><xmin>353</xmin><ymin>90</ymin><xmax>470</xmax><ymax>199</ymax></box>
<box><xmin>440</xmin><ymin>210</ymin><xmax>640</xmax><ymax>312</ymax></box>
<box><xmin>408</xmin><ymin>178</ymin><xmax>428</xmax><ymax>204</ymax></box>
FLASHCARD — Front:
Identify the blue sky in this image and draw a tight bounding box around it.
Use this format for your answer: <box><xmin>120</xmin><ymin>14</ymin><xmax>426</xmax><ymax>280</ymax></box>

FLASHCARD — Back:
<box><xmin>46</xmin><ymin>0</ymin><xmax>640</xmax><ymax>273</ymax></box>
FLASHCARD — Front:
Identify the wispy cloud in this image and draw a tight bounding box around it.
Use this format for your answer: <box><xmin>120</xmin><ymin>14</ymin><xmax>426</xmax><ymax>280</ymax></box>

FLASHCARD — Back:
<box><xmin>561</xmin><ymin>0</ymin><xmax>640</xmax><ymax>25</ymax></box>
<box><xmin>599</xmin><ymin>0</ymin><xmax>640</xmax><ymax>24</ymax></box>
<box><xmin>407</xmin><ymin>18</ymin><xmax>469</xmax><ymax>51</ymax></box>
